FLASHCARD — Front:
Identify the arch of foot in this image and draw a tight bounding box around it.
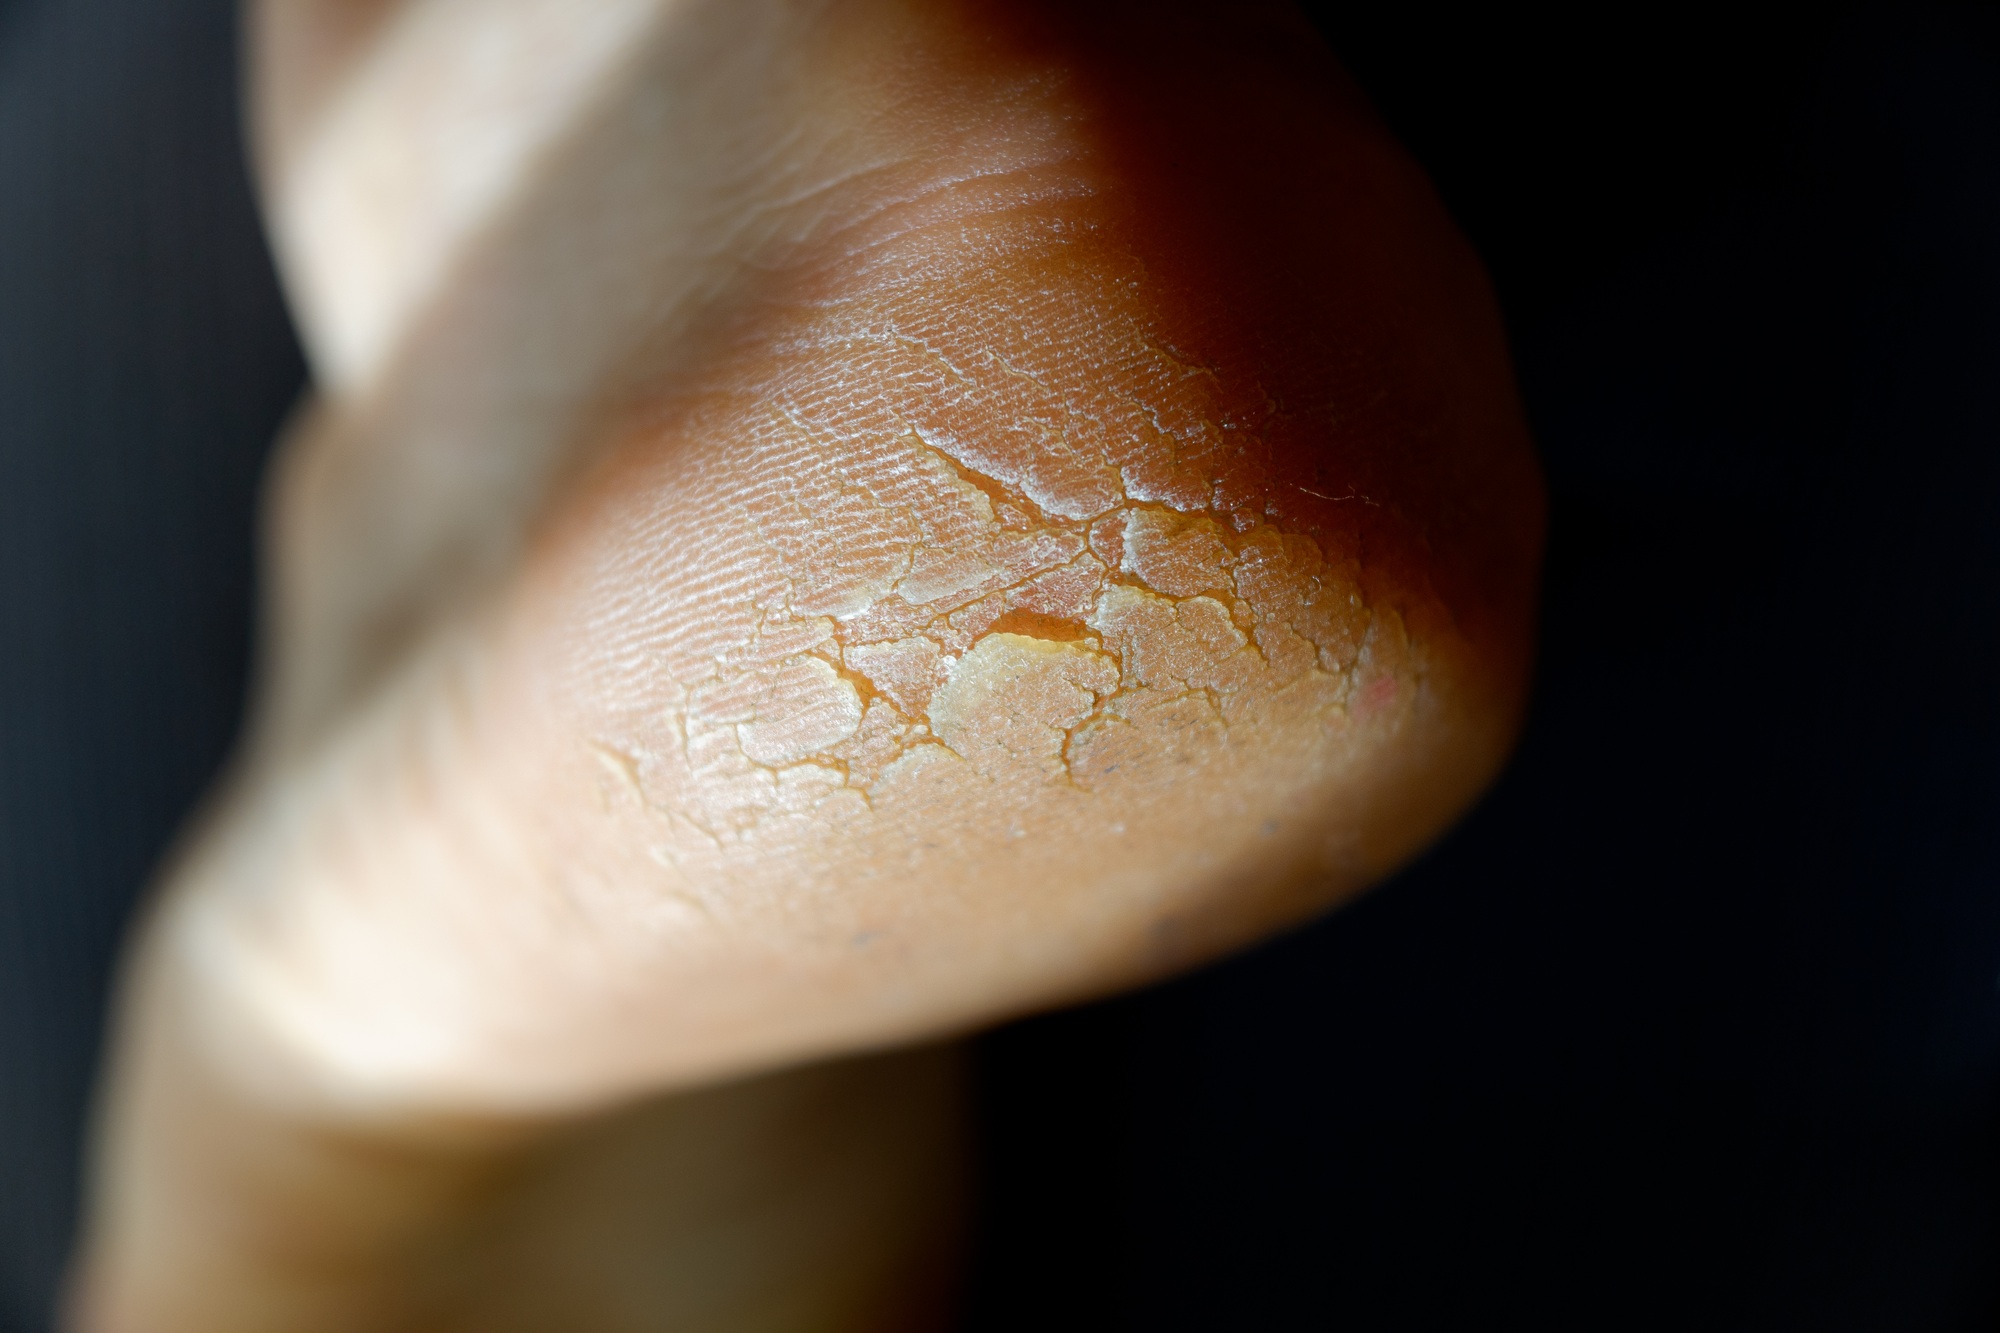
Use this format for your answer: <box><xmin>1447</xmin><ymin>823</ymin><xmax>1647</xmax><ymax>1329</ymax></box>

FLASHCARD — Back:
<box><xmin>555</xmin><ymin>188</ymin><xmax>1436</xmax><ymax>933</ymax></box>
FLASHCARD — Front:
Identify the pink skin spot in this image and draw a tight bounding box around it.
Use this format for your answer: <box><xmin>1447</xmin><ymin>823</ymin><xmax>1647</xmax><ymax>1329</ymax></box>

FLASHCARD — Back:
<box><xmin>1356</xmin><ymin>675</ymin><xmax>1400</xmax><ymax>718</ymax></box>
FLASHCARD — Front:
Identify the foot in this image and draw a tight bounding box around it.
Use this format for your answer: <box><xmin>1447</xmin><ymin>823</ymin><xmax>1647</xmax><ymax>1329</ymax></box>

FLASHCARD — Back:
<box><xmin>74</xmin><ymin>2</ymin><xmax>1543</xmax><ymax>1328</ymax></box>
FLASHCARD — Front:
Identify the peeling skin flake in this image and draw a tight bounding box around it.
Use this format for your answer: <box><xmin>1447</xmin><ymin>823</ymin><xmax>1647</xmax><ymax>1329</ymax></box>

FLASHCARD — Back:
<box><xmin>843</xmin><ymin>638</ymin><xmax>949</xmax><ymax>718</ymax></box>
<box><xmin>927</xmin><ymin>633</ymin><xmax>1118</xmax><ymax>777</ymax></box>
<box><xmin>897</xmin><ymin>546</ymin><xmax>999</xmax><ymax>605</ymax></box>
<box><xmin>732</xmin><ymin>657</ymin><xmax>863</xmax><ymax>767</ymax></box>
<box><xmin>1090</xmin><ymin>586</ymin><xmax>1251</xmax><ymax>695</ymax></box>
<box><xmin>1119</xmin><ymin>506</ymin><xmax>1233</xmax><ymax>598</ymax></box>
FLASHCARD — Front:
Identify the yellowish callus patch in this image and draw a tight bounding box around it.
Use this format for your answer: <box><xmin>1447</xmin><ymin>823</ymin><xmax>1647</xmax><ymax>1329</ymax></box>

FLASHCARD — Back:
<box><xmin>926</xmin><ymin>633</ymin><xmax>1119</xmax><ymax>780</ymax></box>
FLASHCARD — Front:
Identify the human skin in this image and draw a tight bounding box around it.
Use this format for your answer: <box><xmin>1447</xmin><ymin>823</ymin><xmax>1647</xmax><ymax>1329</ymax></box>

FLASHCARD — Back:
<box><xmin>71</xmin><ymin>2</ymin><xmax>1544</xmax><ymax>1329</ymax></box>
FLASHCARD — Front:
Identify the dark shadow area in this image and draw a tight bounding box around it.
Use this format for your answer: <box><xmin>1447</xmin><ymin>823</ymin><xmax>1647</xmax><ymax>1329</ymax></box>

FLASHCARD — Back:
<box><xmin>0</xmin><ymin>2</ymin><xmax>304</xmax><ymax>1327</ymax></box>
<box><xmin>967</xmin><ymin>3</ymin><xmax>2000</xmax><ymax>1328</ymax></box>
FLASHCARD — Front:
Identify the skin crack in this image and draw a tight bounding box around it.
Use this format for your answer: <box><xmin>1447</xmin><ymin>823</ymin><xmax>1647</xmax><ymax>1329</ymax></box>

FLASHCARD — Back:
<box><xmin>601</xmin><ymin>273</ymin><xmax>1395</xmax><ymax>842</ymax></box>
<box><xmin>667</xmin><ymin>470</ymin><xmax>1373</xmax><ymax>833</ymax></box>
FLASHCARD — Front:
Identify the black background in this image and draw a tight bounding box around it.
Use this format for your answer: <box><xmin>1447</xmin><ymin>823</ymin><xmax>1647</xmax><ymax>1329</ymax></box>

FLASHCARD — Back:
<box><xmin>2</xmin><ymin>2</ymin><xmax>1997</xmax><ymax>1329</ymax></box>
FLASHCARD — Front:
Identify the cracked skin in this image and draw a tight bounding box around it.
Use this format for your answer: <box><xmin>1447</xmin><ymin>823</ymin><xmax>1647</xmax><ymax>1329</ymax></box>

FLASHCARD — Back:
<box><xmin>172</xmin><ymin>4</ymin><xmax>1542</xmax><ymax>1119</ymax></box>
<box><xmin>73</xmin><ymin>9</ymin><xmax>1544</xmax><ymax>1331</ymax></box>
<box><xmin>448</xmin><ymin>8</ymin><xmax>1546</xmax><ymax>1111</ymax></box>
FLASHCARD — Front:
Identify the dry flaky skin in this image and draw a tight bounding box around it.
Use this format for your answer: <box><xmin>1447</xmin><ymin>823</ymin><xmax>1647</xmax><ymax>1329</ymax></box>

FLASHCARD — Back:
<box><xmin>76</xmin><ymin>2</ymin><xmax>1542</xmax><ymax>1330</ymax></box>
